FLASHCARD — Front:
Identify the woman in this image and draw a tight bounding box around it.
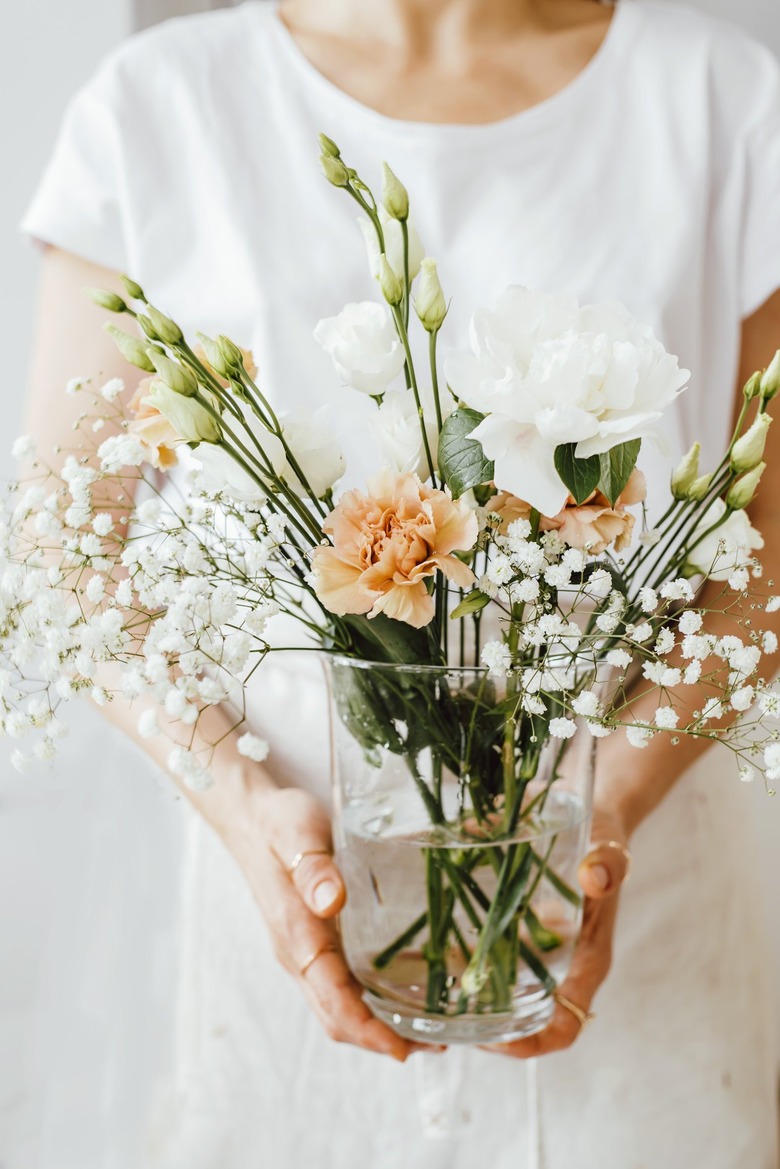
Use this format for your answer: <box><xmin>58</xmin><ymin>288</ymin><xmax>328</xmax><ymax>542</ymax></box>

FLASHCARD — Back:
<box><xmin>21</xmin><ymin>0</ymin><xmax>780</xmax><ymax>1165</ymax></box>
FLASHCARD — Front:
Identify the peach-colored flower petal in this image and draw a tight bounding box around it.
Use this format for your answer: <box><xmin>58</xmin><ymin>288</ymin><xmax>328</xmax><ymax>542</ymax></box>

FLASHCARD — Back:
<box><xmin>370</xmin><ymin>580</ymin><xmax>434</xmax><ymax>628</ymax></box>
<box><xmin>311</xmin><ymin>547</ymin><xmax>375</xmax><ymax>615</ymax></box>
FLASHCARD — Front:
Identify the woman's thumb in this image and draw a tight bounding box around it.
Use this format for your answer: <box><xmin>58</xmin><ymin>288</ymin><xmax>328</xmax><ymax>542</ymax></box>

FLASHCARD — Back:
<box><xmin>578</xmin><ymin>838</ymin><xmax>632</xmax><ymax>900</ymax></box>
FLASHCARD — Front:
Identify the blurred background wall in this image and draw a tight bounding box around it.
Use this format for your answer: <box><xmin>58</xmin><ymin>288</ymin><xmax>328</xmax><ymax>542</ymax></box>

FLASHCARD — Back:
<box><xmin>1</xmin><ymin>1</ymin><xmax>779</xmax><ymax>1166</ymax></box>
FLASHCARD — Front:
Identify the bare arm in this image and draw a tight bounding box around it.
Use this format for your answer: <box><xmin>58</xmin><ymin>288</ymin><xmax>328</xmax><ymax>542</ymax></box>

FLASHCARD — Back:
<box><xmin>25</xmin><ymin>246</ymin><xmax>412</xmax><ymax>1061</ymax></box>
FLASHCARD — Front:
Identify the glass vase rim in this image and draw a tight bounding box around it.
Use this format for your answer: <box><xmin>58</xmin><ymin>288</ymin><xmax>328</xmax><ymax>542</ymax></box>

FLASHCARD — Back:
<box><xmin>322</xmin><ymin>652</ymin><xmax>509</xmax><ymax>677</ymax></box>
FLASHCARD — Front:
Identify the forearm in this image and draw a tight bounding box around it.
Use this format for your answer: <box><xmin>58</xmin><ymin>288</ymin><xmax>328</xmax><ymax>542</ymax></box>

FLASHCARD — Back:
<box><xmin>598</xmin><ymin>513</ymin><xmax>780</xmax><ymax>837</ymax></box>
<box><xmin>93</xmin><ymin>661</ymin><xmax>277</xmax><ymax>863</ymax></box>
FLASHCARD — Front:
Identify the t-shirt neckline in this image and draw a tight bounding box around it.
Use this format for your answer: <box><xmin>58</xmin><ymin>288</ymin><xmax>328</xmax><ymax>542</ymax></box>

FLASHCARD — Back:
<box><xmin>257</xmin><ymin>0</ymin><xmax>638</xmax><ymax>141</ymax></box>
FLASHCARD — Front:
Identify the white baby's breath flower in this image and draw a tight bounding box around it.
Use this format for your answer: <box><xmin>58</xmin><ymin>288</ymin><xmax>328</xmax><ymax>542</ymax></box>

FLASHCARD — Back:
<box><xmin>678</xmin><ymin>610</ymin><xmax>703</xmax><ymax>635</ymax></box>
<box><xmin>507</xmin><ymin>518</ymin><xmax>532</xmax><ymax>541</ymax></box>
<box><xmin>629</xmin><ymin>623</ymin><xmax>653</xmax><ymax>644</ymax></box>
<box><xmin>639</xmin><ymin>529</ymin><xmax>661</xmax><ymax>548</ymax></box>
<box><xmin>98</xmin><ymin>434</ymin><xmax>146</xmax><ymax>473</ymax></box>
<box><xmin>12</xmin><ymin>435</ymin><xmax>36</xmax><ymax>461</ymax></box>
<box><xmin>66</xmin><ymin>377</ymin><xmax>86</xmax><ymax>395</ymax></box>
<box><xmin>683</xmin><ymin>660</ymin><xmax>702</xmax><ymax>685</ymax></box>
<box><xmin>586</xmin><ymin>720</ymin><xmax>613</xmax><ymax>738</ymax></box>
<box><xmin>168</xmin><ymin>747</ymin><xmax>213</xmax><ymax>791</ymax></box>
<box><xmin>521</xmin><ymin>694</ymin><xmax>547</xmax><ymax>716</ymax></box>
<box><xmin>92</xmin><ymin>513</ymin><xmax>114</xmax><ymax>537</ymax></box>
<box><xmin>549</xmin><ymin>717</ymin><xmax>577</xmax><ymax>740</ymax></box>
<box><xmin>512</xmin><ymin>578</ymin><xmax>540</xmax><ymax>603</ymax></box>
<box><xmin>654</xmin><ymin>628</ymin><xmax>675</xmax><ymax>655</ymax></box>
<box><xmin>572</xmin><ymin>691</ymin><xmax>600</xmax><ymax>718</ymax></box>
<box><xmin>739</xmin><ymin>765</ymin><xmax>757</xmax><ymax>783</ymax></box>
<box><xmin>92</xmin><ymin>419</ymin><xmax>105</xmax><ymax>433</ymax></box>
<box><xmin>729</xmin><ymin>686</ymin><xmax>755</xmax><ymax>712</ymax></box>
<box><xmin>762</xmin><ymin>631</ymin><xmax>778</xmax><ymax>654</ymax></box>
<box><xmin>766</xmin><ymin>596</ymin><xmax>780</xmax><ymax>613</ymax></box>
<box><xmin>728</xmin><ymin>567</ymin><xmax>750</xmax><ymax>592</ymax></box>
<box><xmin>759</xmin><ymin>690</ymin><xmax>780</xmax><ymax>717</ymax></box>
<box><xmin>659</xmin><ymin>579</ymin><xmax>694</xmax><ymax>603</ymax></box>
<box><xmin>85</xmin><ymin>576</ymin><xmax>105</xmax><ymax>604</ymax></box>
<box><xmin>237</xmin><ymin>733</ymin><xmax>270</xmax><ymax>763</ymax></box>
<box><xmin>137</xmin><ymin>710</ymin><xmax>159</xmax><ymax>739</ymax></box>
<box><xmin>638</xmin><ymin>587</ymin><xmax>658</xmax><ymax>613</ymax></box>
<box><xmin>115</xmin><ymin>579</ymin><xmax>133</xmax><ymax>607</ymax></box>
<box><xmin>100</xmin><ymin>377</ymin><xmax>124</xmax><ymax>402</ymax></box>
<box><xmin>654</xmin><ymin>707</ymin><xmax>679</xmax><ymax>729</ymax></box>
<box><xmin>700</xmin><ymin>698</ymin><xmax>724</xmax><ymax>723</ymax></box>
<box><xmin>482</xmin><ymin>640</ymin><xmax>512</xmax><ymax>678</ymax></box>
<box><xmin>626</xmin><ymin>725</ymin><xmax>653</xmax><ymax>749</ymax></box>
<box><xmin>606</xmin><ymin>649</ymin><xmax>632</xmax><ymax>670</ymax></box>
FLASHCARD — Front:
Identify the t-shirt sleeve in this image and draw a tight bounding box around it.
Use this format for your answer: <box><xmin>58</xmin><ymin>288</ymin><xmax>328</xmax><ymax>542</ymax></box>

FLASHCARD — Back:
<box><xmin>739</xmin><ymin>46</ymin><xmax>780</xmax><ymax>319</ymax></box>
<box><xmin>20</xmin><ymin>53</ymin><xmax>129</xmax><ymax>273</ymax></box>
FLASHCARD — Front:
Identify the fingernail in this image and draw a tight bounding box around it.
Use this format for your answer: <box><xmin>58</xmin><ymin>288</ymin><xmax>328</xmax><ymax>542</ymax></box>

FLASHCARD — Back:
<box><xmin>586</xmin><ymin>863</ymin><xmax>610</xmax><ymax>891</ymax></box>
<box><xmin>312</xmin><ymin>880</ymin><xmax>339</xmax><ymax>912</ymax></box>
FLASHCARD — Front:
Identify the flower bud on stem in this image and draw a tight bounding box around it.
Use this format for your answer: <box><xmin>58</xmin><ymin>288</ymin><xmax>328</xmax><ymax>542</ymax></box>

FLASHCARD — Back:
<box><xmin>86</xmin><ymin>288</ymin><xmax>127</xmax><ymax>313</ymax></box>
<box><xmin>726</xmin><ymin>461</ymin><xmax>765</xmax><ymax>510</ymax></box>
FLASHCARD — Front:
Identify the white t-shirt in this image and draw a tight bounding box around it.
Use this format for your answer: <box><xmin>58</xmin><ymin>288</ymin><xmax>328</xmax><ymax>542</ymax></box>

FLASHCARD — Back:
<box><xmin>22</xmin><ymin>0</ymin><xmax>780</xmax><ymax>497</ymax></box>
<box><xmin>19</xmin><ymin>7</ymin><xmax>780</xmax><ymax>1168</ymax></box>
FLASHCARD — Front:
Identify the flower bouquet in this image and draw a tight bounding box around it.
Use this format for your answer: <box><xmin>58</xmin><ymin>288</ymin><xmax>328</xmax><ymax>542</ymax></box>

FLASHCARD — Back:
<box><xmin>3</xmin><ymin>136</ymin><xmax>780</xmax><ymax>1044</ymax></box>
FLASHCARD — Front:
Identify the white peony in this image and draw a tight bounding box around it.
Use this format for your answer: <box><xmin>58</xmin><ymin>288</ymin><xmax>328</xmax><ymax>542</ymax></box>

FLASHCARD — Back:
<box><xmin>370</xmin><ymin>391</ymin><xmax>439</xmax><ymax>478</ymax></box>
<box><xmin>193</xmin><ymin>406</ymin><xmax>286</xmax><ymax>503</ymax></box>
<box><xmin>445</xmin><ymin>287</ymin><xmax>689</xmax><ymax>516</ymax></box>
<box><xmin>684</xmin><ymin>499</ymin><xmax>764</xmax><ymax>581</ymax></box>
<box><xmin>281</xmin><ymin>408</ymin><xmax>346</xmax><ymax>498</ymax></box>
<box><xmin>314</xmin><ymin>301</ymin><xmax>406</xmax><ymax>396</ymax></box>
<box><xmin>358</xmin><ymin>208</ymin><xmax>425</xmax><ymax>283</ymax></box>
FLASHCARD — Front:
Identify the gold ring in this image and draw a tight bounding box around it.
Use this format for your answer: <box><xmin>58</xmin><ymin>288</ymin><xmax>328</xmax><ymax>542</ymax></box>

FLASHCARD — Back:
<box><xmin>554</xmin><ymin>992</ymin><xmax>596</xmax><ymax>1030</ymax></box>
<box><xmin>299</xmin><ymin>942</ymin><xmax>339</xmax><ymax>978</ymax></box>
<box><xmin>590</xmin><ymin>839</ymin><xmax>633</xmax><ymax>882</ymax></box>
<box><xmin>286</xmin><ymin>848</ymin><xmax>332</xmax><ymax>876</ymax></box>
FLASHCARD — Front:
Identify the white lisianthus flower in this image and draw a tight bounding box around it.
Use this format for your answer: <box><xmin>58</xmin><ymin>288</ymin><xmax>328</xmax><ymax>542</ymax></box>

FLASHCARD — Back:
<box><xmin>314</xmin><ymin>302</ymin><xmax>406</xmax><ymax>396</ymax></box>
<box><xmin>370</xmin><ymin>391</ymin><xmax>439</xmax><ymax>479</ymax></box>
<box><xmin>281</xmin><ymin>408</ymin><xmax>346</xmax><ymax>498</ymax></box>
<box><xmin>445</xmin><ymin>287</ymin><xmax>689</xmax><ymax>515</ymax></box>
<box><xmin>683</xmin><ymin>499</ymin><xmax>764</xmax><ymax>581</ymax></box>
<box><xmin>358</xmin><ymin>208</ymin><xmax>425</xmax><ymax>283</ymax></box>
<box><xmin>193</xmin><ymin>407</ymin><xmax>286</xmax><ymax>503</ymax></box>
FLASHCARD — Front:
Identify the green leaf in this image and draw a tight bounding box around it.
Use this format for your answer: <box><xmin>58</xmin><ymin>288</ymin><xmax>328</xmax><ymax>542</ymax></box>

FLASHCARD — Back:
<box><xmin>598</xmin><ymin>439</ymin><xmax>641</xmax><ymax>506</ymax></box>
<box><xmin>450</xmin><ymin>590</ymin><xmax>491</xmax><ymax>620</ymax></box>
<box><xmin>553</xmin><ymin>443</ymin><xmax>601</xmax><ymax>505</ymax></box>
<box><xmin>438</xmin><ymin>408</ymin><xmax>494</xmax><ymax>499</ymax></box>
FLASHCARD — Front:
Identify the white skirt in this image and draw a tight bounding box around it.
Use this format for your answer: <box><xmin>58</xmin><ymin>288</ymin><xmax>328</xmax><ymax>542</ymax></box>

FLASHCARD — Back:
<box><xmin>142</xmin><ymin>655</ymin><xmax>779</xmax><ymax>1169</ymax></box>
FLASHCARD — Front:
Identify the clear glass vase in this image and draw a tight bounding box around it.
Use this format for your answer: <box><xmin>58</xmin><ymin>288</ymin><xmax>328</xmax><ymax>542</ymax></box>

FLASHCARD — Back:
<box><xmin>324</xmin><ymin>657</ymin><xmax>595</xmax><ymax>1046</ymax></box>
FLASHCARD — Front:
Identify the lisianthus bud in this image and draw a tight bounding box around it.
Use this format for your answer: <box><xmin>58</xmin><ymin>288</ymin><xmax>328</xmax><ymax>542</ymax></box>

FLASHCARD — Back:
<box><xmin>743</xmin><ymin>371</ymin><xmax>762</xmax><ymax>400</ymax></box>
<box><xmin>381</xmin><ymin>162</ymin><xmax>409</xmax><ymax>222</ymax></box>
<box><xmin>145</xmin><ymin>382</ymin><xmax>222</xmax><ymax>444</ymax></box>
<box><xmin>146</xmin><ymin>306</ymin><xmax>183</xmax><ymax>346</ymax></box>
<box><xmin>148</xmin><ymin>350</ymin><xmax>199</xmax><ymax>397</ymax></box>
<box><xmin>730</xmin><ymin>411</ymin><xmax>772</xmax><ymax>472</ymax></box>
<box><xmin>86</xmin><ymin>287</ymin><xmax>126</xmax><ymax>313</ymax></box>
<box><xmin>320</xmin><ymin>154</ymin><xmax>350</xmax><ymax>187</ymax></box>
<box><xmin>726</xmin><ymin>461</ymin><xmax>765</xmax><ymax>510</ymax></box>
<box><xmin>688</xmin><ymin>473</ymin><xmax>712</xmax><ymax>501</ymax></box>
<box><xmin>195</xmin><ymin>332</ymin><xmax>232</xmax><ymax>379</ymax></box>
<box><xmin>104</xmin><ymin>324</ymin><xmax>157</xmax><ymax>372</ymax></box>
<box><xmin>670</xmin><ymin>442</ymin><xmax>701</xmax><ymax>500</ymax></box>
<box><xmin>318</xmin><ymin>133</ymin><xmax>341</xmax><ymax>159</ymax></box>
<box><xmin>216</xmin><ymin>335</ymin><xmax>244</xmax><ymax>373</ymax></box>
<box><xmin>760</xmin><ymin>350</ymin><xmax>780</xmax><ymax>401</ymax></box>
<box><xmin>378</xmin><ymin>255</ymin><xmax>403</xmax><ymax>307</ymax></box>
<box><xmin>413</xmin><ymin>258</ymin><xmax>447</xmax><ymax>333</ymax></box>
<box><xmin>120</xmin><ymin>275</ymin><xmax>145</xmax><ymax>301</ymax></box>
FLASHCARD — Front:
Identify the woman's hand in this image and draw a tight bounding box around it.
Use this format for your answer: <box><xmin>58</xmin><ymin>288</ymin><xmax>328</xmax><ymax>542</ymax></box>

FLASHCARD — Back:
<box><xmin>234</xmin><ymin>784</ymin><xmax>418</xmax><ymax>1062</ymax></box>
<box><xmin>483</xmin><ymin>804</ymin><xmax>631</xmax><ymax>1059</ymax></box>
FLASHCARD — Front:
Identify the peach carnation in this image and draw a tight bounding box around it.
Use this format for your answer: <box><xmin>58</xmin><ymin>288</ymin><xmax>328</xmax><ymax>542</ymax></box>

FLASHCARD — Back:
<box><xmin>491</xmin><ymin>468</ymin><xmax>646</xmax><ymax>555</ymax></box>
<box><xmin>313</xmin><ymin>471</ymin><xmax>478</xmax><ymax>629</ymax></box>
<box><xmin>127</xmin><ymin>378</ymin><xmax>179</xmax><ymax>471</ymax></box>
